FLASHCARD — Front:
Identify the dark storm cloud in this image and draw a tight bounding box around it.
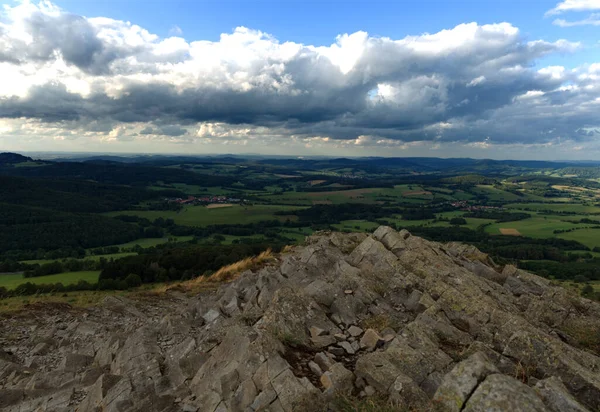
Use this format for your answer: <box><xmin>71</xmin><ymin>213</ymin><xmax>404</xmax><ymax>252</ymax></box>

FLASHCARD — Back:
<box><xmin>0</xmin><ymin>2</ymin><xmax>597</xmax><ymax>146</ymax></box>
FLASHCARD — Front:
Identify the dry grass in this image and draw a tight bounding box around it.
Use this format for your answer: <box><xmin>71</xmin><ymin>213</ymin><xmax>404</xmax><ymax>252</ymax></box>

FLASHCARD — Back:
<box><xmin>360</xmin><ymin>314</ymin><xmax>398</xmax><ymax>333</ymax></box>
<box><xmin>309</xmin><ymin>179</ymin><xmax>327</xmax><ymax>186</ymax></box>
<box><xmin>499</xmin><ymin>228</ymin><xmax>521</xmax><ymax>236</ymax></box>
<box><xmin>206</xmin><ymin>203</ymin><xmax>234</xmax><ymax>209</ymax></box>
<box><xmin>151</xmin><ymin>249</ymin><xmax>277</xmax><ymax>295</ymax></box>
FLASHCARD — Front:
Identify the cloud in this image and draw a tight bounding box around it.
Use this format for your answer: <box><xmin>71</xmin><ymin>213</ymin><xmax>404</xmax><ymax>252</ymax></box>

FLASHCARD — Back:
<box><xmin>0</xmin><ymin>1</ymin><xmax>597</xmax><ymax>158</ymax></box>
<box><xmin>553</xmin><ymin>13</ymin><xmax>600</xmax><ymax>25</ymax></box>
<box><xmin>546</xmin><ymin>0</ymin><xmax>600</xmax><ymax>16</ymax></box>
<box><xmin>169</xmin><ymin>25</ymin><xmax>183</xmax><ymax>36</ymax></box>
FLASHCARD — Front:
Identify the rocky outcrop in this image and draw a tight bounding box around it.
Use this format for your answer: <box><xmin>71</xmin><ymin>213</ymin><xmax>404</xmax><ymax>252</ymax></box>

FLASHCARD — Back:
<box><xmin>1</xmin><ymin>226</ymin><xmax>599</xmax><ymax>411</ymax></box>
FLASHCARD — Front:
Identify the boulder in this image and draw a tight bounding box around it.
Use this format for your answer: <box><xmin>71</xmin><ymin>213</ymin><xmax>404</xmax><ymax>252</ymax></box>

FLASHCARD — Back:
<box><xmin>433</xmin><ymin>352</ymin><xmax>500</xmax><ymax>411</ymax></box>
<box><xmin>463</xmin><ymin>374</ymin><xmax>547</xmax><ymax>412</ymax></box>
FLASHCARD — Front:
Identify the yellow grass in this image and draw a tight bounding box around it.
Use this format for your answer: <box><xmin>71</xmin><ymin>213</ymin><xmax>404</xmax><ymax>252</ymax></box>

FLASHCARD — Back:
<box><xmin>206</xmin><ymin>203</ymin><xmax>234</xmax><ymax>209</ymax></box>
<box><xmin>499</xmin><ymin>228</ymin><xmax>521</xmax><ymax>236</ymax></box>
<box><xmin>151</xmin><ymin>249</ymin><xmax>277</xmax><ymax>295</ymax></box>
<box><xmin>309</xmin><ymin>180</ymin><xmax>327</xmax><ymax>186</ymax></box>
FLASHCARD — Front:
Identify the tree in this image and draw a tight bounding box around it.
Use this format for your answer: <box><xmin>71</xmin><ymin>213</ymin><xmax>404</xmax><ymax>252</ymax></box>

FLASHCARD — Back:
<box><xmin>124</xmin><ymin>273</ymin><xmax>142</xmax><ymax>288</ymax></box>
<box><xmin>581</xmin><ymin>284</ymin><xmax>594</xmax><ymax>299</ymax></box>
<box><xmin>450</xmin><ymin>217</ymin><xmax>467</xmax><ymax>225</ymax></box>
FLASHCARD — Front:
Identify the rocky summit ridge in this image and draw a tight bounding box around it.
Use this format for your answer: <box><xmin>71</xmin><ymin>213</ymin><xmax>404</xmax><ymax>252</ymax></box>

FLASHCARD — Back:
<box><xmin>1</xmin><ymin>226</ymin><xmax>599</xmax><ymax>411</ymax></box>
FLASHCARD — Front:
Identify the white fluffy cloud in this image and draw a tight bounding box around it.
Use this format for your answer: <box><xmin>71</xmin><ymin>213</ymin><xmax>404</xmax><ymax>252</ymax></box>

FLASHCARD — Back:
<box><xmin>0</xmin><ymin>1</ymin><xmax>599</xmax><ymax>158</ymax></box>
<box><xmin>546</xmin><ymin>0</ymin><xmax>600</xmax><ymax>16</ymax></box>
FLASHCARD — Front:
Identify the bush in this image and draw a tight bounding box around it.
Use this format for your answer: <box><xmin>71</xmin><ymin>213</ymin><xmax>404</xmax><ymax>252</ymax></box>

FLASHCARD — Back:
<box><xmin>124</xmin><ymin>273</ymin><xmax>142</xmax><ymax>288</ymax></box>
<box><xmin>450</xmin><ymin>217</ymin><xmax>467</xmax><ymax>225</ymax></box>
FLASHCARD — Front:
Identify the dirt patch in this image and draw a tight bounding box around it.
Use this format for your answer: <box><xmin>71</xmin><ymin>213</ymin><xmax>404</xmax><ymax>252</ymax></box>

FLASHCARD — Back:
<box><xmin>206</xmin><ymin>203</ymin><xmax>234</xmax><ymax>209</ymax></box>
<box><xmin>275</xmin><ymin>174</ymin><xmax>301</xmax><ymax>178</ymax></box>
<box><xmin>402</xmin><ymin>190</ymin><xmax>432</xmax><ymax>196</ymax></box>
<box><xmin>500</xmin><ymin>228</ymin><xmax>522</xmax><ymax>236</ymax></box>
<box><xmin>309</xmin><ymin>180</ymin><xmax>327</xmax><ymax>186</ymax></box>
<box><xmin>312</xmin><ymin>200</ymin><xmax>333</xmax><ymax>205</ymax></box>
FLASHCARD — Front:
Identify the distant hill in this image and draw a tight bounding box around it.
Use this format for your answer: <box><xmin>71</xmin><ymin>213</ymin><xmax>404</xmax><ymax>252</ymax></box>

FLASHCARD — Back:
<box><xmin>0</xmin><ymin>152</ymin><xmax>32</xmax><ymax>164</ymax></box>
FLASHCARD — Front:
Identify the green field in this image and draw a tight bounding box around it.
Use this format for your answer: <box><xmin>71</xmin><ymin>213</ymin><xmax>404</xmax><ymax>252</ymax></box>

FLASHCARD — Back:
<box><xmin>332</xmin><ymin>220</ymin><xmax>381</xmax><ymax>232</ymax></box>
<box><xmin>107</xmin><ymin>205</ymin><xmax>304</xmax><ymax>226</ymax></box>
<box><xmin>113</xmin><ymin>236</ymin><xmax>194</xmax><ymax>249</ymax></box>
<box><xmin>0</xmin><ymin>271</ymin><xmax>100</xmax><ymax>290</ymax></box>
<box><xmin>484</xmin><ymin>216</ymin><xmax>577</xmax><ymax>238</ymax></box>
<box><xmin>556</xmin><ymin>228</ymin><xmax>600</xmax><ymax>249</ymax></box>
<box><xmin>506</xmin><ymin>203</ymin><xmax>600</xmax><ymax>214</ymax></box>
<box><xmin>22</xmin><ymin>252</ymin><xmax>136</xmax><ymax>265</ymax></box>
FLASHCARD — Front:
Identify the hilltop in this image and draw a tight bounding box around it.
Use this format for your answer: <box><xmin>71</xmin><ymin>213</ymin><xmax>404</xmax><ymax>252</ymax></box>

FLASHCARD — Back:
<box><xmin>1</xmin><ymin>227</ymin><xmax>599</xmax><ymax>411</ymax></box>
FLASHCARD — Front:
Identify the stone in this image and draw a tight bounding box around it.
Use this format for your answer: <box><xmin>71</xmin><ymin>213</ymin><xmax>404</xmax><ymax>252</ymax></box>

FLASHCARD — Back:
<box><xmin>250</xmin><ymin>385</ymin><xmax>278</xmax><ymax>411</ymax></box>
<box><xmin>231</xmin><ymin>379</ymin><xmax>258</xmax><ymax>411</ymax></box>
<box><xmin>433</xmin><ymin>352</ymin><xmax>500</xmax><ymax>411</ymax></box>
<box><xmin>271</xmin><ymin>369</ymin><xmax>317</xmax><ymax>412</ymax></box>
<box><xmin>364</xmin><ymin>385</ymin><xmax>375</xmax><ymax>396</ymax></box>
<box><xmin>320</xmin><ymin>363</ymin><xmax>354</xmax><ymax>395</ymax></box>
<box><xmin>309</xmin><ymin>326</ymin><xmax>327</xmax><ymax>339</ymax></box>
<box><xmin>334</xmin><ymin>333</ymin><xmax>347</xmax><ymax>342</ymax></box>
<box><xmin>310</xmin><ymin>335</ymin><xmax>336</xmax><ymax>348</ymax></box>
<box><xmin>338</xmin><ymin>341</ymin><xmax>355</xmax><ymax>355</ymax></box>
<box><xmin>314</xmin><ymin>352</ymin><xmax>334</xmax><ymax>372</ymax></box>
<box><xmin>202</xmin><ymin>308</ymin><xmax>221</xmax><ymax>323</ymax></box>
<box><xmin>348</xmin><ymin>326</ymin><xmax>364</xmax><ymax>337</ymax></box>
<box><xmin>61</xmin><ymin>353</ymin><xmax>93</xmax><ymax>372</ymax></box>
<box><xmin>463</xmin><ymin>374</ymin><xmax>547</xmax><ymax>412</ymax></box>
<box><xmin>308</xmin><ymin>361</ymin><xmax>323</xmax><ymax>376</ymax></box>
<box><xmin>359</xmin><ymin>329</ymin><xmax>384</xmax><ymax>350</ymax></box>
<box><xmin>328</xmin><ymin>347</ymin><xmax>345</xmax><ymax>357</ymax></box>
<box><xmin>344</xmin><ymin>290</ymin><xmax>353</xmax><ymax>295</ymax></box>
<box><xmin>535</xmin><ymin>376</ymin><xmax>589</xmax><ymax>412</ymax></box>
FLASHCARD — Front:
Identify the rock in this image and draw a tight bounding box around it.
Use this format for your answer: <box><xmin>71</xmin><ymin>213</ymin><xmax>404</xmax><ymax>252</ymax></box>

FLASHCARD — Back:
<box><xmin>250</xmin><ymin>385</ymin><xmax>278</xmax><ymax>411</ymax></box>
<box><xmin>308</xmin><ymin>361</ymin><xmax>323</xmax><ymax>377</ymax></box>
<box><xmin>77</xmin><ymin>374</ymin><xmax>122</xmax><ymax>411</ymax></box>
<box><xmin>231</xmin><ymin>379</ymin><xmax>258</xmax><ymax>412</ymax></box>
<box><xmin>463</xmin><ymin>374</ymin><xmax>547</xmax><ymax>412</ymax></box>
<box><xmin>31</xmin><ymin>342</ymin><xmax>51</xmax><ymax>356</ymax></box>
<box><xmin>535</xmin><ymin>376</ymin><xmax>589</xmax><ymax>412</ymax></box>
<box><xmin>314</xmin><ymin>352</ymin><xmax>334</xmax><ymax>372</ymax></box>
<box><xmin>344</xmin><ymin>290</ymin><xmax>353</xmax><ymax>295</ymax></box>
<box><xmin>348</xmin><ymin>326</ymin><xmax>364</xmax><ymax>337</ymax></box>
<box><xmin>202</xmin><ymin>308</ymin><xmax>221</xmax><ymax>323</ymax></box>
<box><xmin>433</xmin><ymin>352</ymin><xmax>500</xmax><ymax>411</ymax></box>
<box><xmin>61</xmin><ymin>353</ymin><xmax>93</xmax><ymax>372</ymax></box>
<box><xmin>388</xmin><ymin>374</ymin><xmax>430</xmax><ymax>411</ymax></box>
<box><xmin>320</xmin><ymin>363</ymin><xmax>354</xmax><ymax>395</ymax></box>
<box><xmin>309</xmin><ymin>326</ymin><xmax>327</xmax><ymax>339</ymax></box>
<box><xmin>359</xmin><ymin>329</ymin><xmax>384</xmax><ymax>350</ymax></box>
<box><xmin>338</xmin><ymin>341</ymin><xmax>355</xmax><ymax>355</ymax></box>
<box><xmin>271</xmin><ymin>369</ymin><xmax>317</xmax><ymax>412</ymax></box>
<box><xmin>310</xmin><ymin>335</ymin><xmax>336</xmax><ymax>348</ymax></box>
<box><xmin>3</xmin><ymin>226</ymin><xmax>600</xmax><ymax>412</ymax></box>
<box><xmin>328</xmin><ymin>347</ymin><xmax>345</xmax><ymax>357</ymax></box>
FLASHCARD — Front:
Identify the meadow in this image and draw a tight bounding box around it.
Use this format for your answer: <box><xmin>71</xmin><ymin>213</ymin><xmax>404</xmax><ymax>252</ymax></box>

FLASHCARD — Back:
<box><xmin>107</xmin><ymin>205</ymin><xmax>304</xmax><ymax>226</ymax></box>
<box><xmin>0</xmin><ymin>271</ymin><xmax>100</xmax><ymax>290</ymax></box>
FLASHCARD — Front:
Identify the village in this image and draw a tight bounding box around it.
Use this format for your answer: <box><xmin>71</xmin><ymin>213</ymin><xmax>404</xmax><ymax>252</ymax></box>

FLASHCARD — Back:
<box><xmin>165</xmin><ymin>195</ymin><xmax>244</xmax><ymax>206</ymax></box>
<box><xmin>450</xmin><ymin>200</ymin><xmax>501</xmax><ymax>211</ymax></box>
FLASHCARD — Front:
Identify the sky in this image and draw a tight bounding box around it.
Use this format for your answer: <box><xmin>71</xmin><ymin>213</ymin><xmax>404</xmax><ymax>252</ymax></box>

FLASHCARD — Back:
<box><xmin>0</xmin><ymin>0</ymin><xmax>599</xmax><ymax>159</ymax></box>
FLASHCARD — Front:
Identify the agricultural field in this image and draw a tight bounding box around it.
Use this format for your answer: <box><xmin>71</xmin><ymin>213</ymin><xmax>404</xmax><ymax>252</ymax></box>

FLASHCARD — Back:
<box><xmin>107</xmin><ymin>205</ymin><xmax>304</xmax><ymax>226</ymax></box>
<box><xmin>112</xmin><ymin>236</ymin><xmax>194</xmax><ymax>250</ymax></box>
<box><xmin>0</xmin><ymin>271</ymin><xmax>100</xmax><ymax>290</ymax></box>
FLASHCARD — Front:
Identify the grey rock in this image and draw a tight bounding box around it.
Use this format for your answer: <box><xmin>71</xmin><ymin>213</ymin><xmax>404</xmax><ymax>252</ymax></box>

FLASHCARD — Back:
<box><xmin>535</xmin><ymin>376</ymin><xmax>589</xmax><ymax>412</ymax></box>
<box><xmin>433</xmin><ymin>352</ymin><xmax>500</xmax><ymax>412</ymax></box>
<box><xmin>348</xmin><ymin>326</ymin><xmax>364</xmax><ymax>337</ymax></box>
<box><xmin>463</xmin><ymin>374</ymin><xmax>547</xmax><ymax>412</ymax></box>
<box><xmin>359</xmin><ymin>329</ymin><xmax>384</xmax><ymax>350</ymax></box>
